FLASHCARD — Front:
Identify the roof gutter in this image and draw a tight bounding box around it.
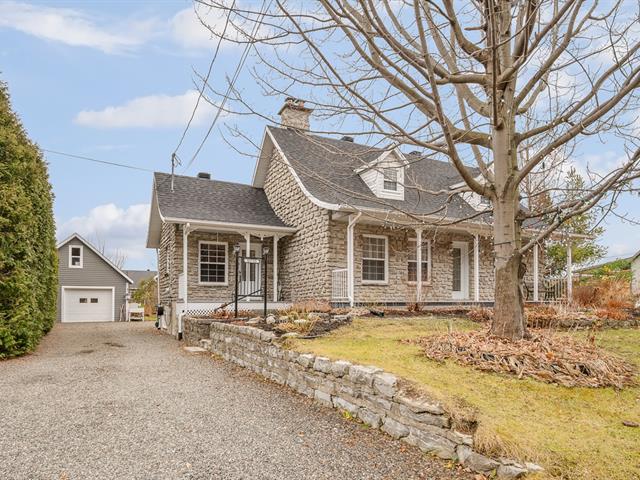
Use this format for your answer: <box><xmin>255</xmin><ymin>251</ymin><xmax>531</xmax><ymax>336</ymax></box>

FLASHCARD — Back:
<box><xmin>162</xmin><ymin>217</ymin><xmax>297</xmax><ymax>234</ymax></box>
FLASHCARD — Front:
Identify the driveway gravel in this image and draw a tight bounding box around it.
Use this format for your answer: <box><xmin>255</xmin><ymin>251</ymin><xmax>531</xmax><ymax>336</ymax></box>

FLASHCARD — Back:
<box><xmin>0</xmin><ymin>322</ymin><xmax>474</xmax><ymax>480</ymax></box>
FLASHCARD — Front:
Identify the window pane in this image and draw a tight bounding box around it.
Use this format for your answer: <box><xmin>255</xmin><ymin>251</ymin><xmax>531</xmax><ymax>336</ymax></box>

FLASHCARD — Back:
<box><xmin>71</xmin><ymin>247</ymin><xmax>81</xmax><ymax>256</ymax></box>
<box><xmin>363</xmin><ymin>259</ymin><xmax>385</xmax><ymax>281</ymax></box>
<box><xmin>200</xmin><ymin>243</ymin><xmax>226</xmax><ymax>283</ymax></box>
<box><xmin>79</xmin><ymin>298</ymin><xmax>87</xmax><ymax>303</ymax></box>
<box><xmin>452</xmin><ymin>248</ymin><xmax>461</xmax><ymax>291</ymax></box>
<box><xmin>71</xmin><ymin>257</ymin><xmax>81</xmax><ymax>266</ymax></box>
<box><xmin>90</xmin><ymin>298</ymin><xmax>98</xmax><ymax>303</ymax></box>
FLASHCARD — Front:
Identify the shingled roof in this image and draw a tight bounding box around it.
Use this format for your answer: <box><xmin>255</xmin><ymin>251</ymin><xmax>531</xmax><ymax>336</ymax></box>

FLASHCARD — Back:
<box><xmin>266</xmin><ymin>126</ymin><xmax>485</xmax><ymax>220</ymax></box>
<box><xmin>153</xmin><ymin>172</ymin><xmax>291</xmax><ymax>228</ymax></box>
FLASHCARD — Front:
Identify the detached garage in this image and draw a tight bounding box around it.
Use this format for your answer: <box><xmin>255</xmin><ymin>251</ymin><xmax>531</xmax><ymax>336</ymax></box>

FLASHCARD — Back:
<box><xmin>57</xmin><ymin>233</ymin><xmax>133</xmax><ymax>323</ymax></box>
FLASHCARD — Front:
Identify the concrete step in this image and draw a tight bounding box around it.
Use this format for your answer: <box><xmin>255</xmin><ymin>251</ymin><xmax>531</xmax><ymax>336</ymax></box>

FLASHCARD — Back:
<box><xmin>199</xmin><ymin>339</ymin><xmax>212</xmax><ymax>350</ymax></box>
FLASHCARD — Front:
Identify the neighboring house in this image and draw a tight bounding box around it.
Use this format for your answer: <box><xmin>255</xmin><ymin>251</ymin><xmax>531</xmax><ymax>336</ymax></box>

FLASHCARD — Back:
<box><xmin>632</xmin><ymin>251</ymin><xmax>640</xmax><ymax>296</ymax></box>
<box><xmin>57</xmin><ymin>233</ymin><xmax>133</xmax><ymax>323</ymax></box>
<box><xmin>146</xmin><ymin>98</ymin><xmax>551</xmax><ymax>332</ymax></box>
<box><xmin>123</xmin><ymin>269</ymin><xmax>158</xmax><ymax>292</ymax></box>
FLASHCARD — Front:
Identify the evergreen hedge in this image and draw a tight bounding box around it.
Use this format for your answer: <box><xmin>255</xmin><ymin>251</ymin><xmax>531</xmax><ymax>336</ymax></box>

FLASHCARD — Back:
<box><xmin>0</xmin><ymin>81</ymin><xmax>57</xmax><ymax>358</ymax></box>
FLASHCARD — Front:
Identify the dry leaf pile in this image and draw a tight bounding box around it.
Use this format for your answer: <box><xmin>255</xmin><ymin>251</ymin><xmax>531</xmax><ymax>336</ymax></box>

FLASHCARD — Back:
<box><xmin>408</xmin><ymin>330</ymin><xmax>636</xmax><ymax>388</ymax></box>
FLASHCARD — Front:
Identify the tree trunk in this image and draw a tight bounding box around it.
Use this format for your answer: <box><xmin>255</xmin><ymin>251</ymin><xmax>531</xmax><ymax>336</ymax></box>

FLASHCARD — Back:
<box><xmin>489</xmin><ymin>111</ymin><xmax>527</xmax><ymax>340</ymax></box>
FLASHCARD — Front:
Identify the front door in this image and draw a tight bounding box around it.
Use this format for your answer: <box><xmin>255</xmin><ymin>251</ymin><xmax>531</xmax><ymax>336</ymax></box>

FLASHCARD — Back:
<box><xmin>240</xmin><ymin>243</ymin><xmax>262</xmax><ymax>297</ymax></box>
<box><xmin>451</xmin><ymin>241</ymin><xmax>469</xmax><ymax>300</ymax></box>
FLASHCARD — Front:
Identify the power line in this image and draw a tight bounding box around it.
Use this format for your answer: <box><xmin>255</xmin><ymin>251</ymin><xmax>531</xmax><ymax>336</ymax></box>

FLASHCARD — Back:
<box><xmin>183</xmin><ymin>0</ymin><xmax>271</xmax><ymax>173</ymax></box>
<box><xmin>43</xmin><ymin>149</ymin><xmax>155</xmax><ymax>173</ymax></box>
<box><xmin>172</xmin><ymin>0</ymin><xmax>237</xmax><ymax>156</ymax></box>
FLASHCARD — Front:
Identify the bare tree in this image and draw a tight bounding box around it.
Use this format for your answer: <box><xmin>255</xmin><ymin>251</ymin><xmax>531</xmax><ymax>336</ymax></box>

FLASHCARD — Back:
<box><xmin>91</xmin><ymin>234</ymin><xmax>127</xmax><ymax>269</ymax></box>
<box><xmin>197</xmin><ymin>0</ymin><xmax>640</xmax><ymax>340</ymax></box>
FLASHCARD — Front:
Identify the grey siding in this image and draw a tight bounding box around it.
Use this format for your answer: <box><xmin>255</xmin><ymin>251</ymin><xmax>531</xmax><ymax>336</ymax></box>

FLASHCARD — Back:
<box><xmin>57</xmin><ymin>241</ymin><xmax>129</xmax><ymax>322</ymax></box>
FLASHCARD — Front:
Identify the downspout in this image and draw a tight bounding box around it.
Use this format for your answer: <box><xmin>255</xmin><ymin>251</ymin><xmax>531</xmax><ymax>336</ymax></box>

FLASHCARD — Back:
<box><xmin>179</xmin><ymin>222</ymin><xmax>190</xmax><ymax>340</ymax></box>
<box><xmin>347</xmin><ymin>212</ymin><xmax>362</xmax><ymax>307</ymax></box>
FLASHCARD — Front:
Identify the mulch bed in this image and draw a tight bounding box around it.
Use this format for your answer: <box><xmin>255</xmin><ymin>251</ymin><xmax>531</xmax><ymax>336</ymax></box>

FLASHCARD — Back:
<box><xmin>406</xmin><ymin>330</ymin><xmax>637</xmax><ymax>389</ymax></box>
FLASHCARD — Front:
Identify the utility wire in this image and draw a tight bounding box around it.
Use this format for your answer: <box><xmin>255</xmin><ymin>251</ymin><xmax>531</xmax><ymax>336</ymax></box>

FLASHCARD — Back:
<box><xmin>43</xmin><ymin>149</ymin><xmax>155</xmax><ymax>173</ymax></box>
<box><xmin>172</xmin><ymin>0</ymin><xmax>237</xmax><ymax>156</ymax></box>
<box><xmin>183</xmin><ymin>0</ymin><xmax>270</xmax><ymax>173</ymax></box>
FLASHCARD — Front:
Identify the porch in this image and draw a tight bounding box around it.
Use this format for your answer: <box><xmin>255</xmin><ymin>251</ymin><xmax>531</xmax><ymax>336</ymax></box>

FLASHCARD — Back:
<box><xmin>171</xmin><ymin>221</ymin><xmax>296</xmax><ymax>329</ymax></box>
<box><xmin>328</xmin><ymin>213</ymin><xmax>574</xmax><ymax>306</ymax></box>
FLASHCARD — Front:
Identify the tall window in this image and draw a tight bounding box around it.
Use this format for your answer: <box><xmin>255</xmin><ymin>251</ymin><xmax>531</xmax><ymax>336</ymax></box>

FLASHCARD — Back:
<box><xmin>362</xmin><ymin>235</ymin><xmax>387</xmax><ymax>283</ymax></box>
<box><xmin>199</xmin><ymin>241</ymin><xmax>227</xmax><ymax>285</ymax></box>
<box><xmin>383</xmin><ymin>168</ymin><xmax>398</xmax><ymax>191</ymax></box>
<box><xmin>408</xmin><ymin>239</ymin><xmax>431</xmax><ymax>282</ymax></box>
<box><xmin>69</xmin><ymin>245</ymin><xmax>83</xmax><ymax>268</ymax></box>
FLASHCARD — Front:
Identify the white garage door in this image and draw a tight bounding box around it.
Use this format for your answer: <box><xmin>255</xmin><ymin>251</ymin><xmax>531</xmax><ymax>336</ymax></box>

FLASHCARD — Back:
<box><xmin>62</xmin><ymin>288</ymin><xmax>114</xmax><ymax>323</ymax></box>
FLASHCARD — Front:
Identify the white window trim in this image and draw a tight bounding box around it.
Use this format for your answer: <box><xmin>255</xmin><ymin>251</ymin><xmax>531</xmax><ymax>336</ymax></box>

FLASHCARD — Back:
<box><xmin>68</xmin><ymin>245</ymin><xmax>83</xmax><ymax>269</ymax></box>
<box><xmin>407</xmin><ymin>238</ymin><xmax>432</xmax><ymax>285</ymax></box>
<box><xmin>361</xmin><ymin>234</ymin><xmax>388</xmax><ymax>285</ymax></box>
<box><xmin>198</xmin><ymin>240</ymin><xmax>228</xmax><ymax>286</ymax></box>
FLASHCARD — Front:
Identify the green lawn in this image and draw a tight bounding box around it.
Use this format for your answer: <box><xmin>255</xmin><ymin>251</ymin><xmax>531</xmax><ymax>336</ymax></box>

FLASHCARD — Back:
<box><xmin>292</xmin><ymin>318</ymin><xmax>640</xmax><ymax>480</ymax></box>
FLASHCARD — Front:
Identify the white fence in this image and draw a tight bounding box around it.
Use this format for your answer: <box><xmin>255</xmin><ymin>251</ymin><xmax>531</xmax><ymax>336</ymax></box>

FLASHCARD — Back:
<box><xmin>331</xmin><ymin>268</ymin><xmax>348</xmax><ymax>300</ymax></box>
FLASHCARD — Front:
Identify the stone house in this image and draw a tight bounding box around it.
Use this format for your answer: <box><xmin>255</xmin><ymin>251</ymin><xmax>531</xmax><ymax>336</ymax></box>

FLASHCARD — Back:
<box><xmin>146</xmin><ymin>98</ymin><xmax>549</xmax><ymax>333</ymax></box>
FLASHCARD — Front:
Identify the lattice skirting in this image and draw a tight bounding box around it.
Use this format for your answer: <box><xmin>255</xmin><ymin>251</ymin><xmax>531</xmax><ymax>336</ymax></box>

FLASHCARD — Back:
<box><xmin>176</xmin><ymin>302</ymin><xmax>291</xmax><ymax>317</ymax></box>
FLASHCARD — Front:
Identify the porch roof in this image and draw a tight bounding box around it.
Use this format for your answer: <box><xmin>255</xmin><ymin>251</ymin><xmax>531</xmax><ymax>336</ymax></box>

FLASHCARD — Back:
<box><xmin>146</xmin><ymin>172</ymin><xmax>295</xmax><ymax>248</ymax></box>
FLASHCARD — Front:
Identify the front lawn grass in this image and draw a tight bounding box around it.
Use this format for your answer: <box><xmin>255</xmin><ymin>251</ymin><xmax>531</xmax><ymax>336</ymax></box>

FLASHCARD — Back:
<box><xmin>292</xmin><ymin>317</ymin><xmax>640</xmax><ymax>480</ymax></box>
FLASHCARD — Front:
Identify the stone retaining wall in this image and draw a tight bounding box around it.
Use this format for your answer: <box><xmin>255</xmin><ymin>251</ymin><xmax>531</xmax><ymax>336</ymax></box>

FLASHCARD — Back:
<box><xmin>195</xmin><ymin>319</ymin><xmax>540</xmax><ymax>479</ymax></box>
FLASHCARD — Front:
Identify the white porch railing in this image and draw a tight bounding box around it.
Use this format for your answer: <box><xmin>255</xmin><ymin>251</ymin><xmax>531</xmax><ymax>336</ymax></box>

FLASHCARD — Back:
<box><xmin>544</xmin><ymin>275</ymin><xmax>568</xmax><ymax>302</ymax></box>
<box><xmin>332</xmin><ymin>268</ymin><xmax>348</xmax><ymax>300</ymax></box>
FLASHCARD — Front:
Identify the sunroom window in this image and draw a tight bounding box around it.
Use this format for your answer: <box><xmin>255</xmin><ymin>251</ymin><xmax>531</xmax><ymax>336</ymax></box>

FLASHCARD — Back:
<box><xmin>362</xmin><ymin>235</ymin><xmax>387</xmax><ymax>283</ymax></box>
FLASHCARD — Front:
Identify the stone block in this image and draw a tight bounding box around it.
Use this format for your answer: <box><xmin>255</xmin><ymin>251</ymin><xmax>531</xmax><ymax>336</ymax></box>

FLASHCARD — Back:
<box><xmin>313</xmin><ymin>356</ymin><xmax>333</xmax><ymax>374</ymax></box>
<box><xmin>404</xmin><ymin>427</ymin><xmax>456</xmax><ymax>459</ymax></box>
<box><xmin>332</xmin><ymin>396</ymin><xmax>360</xmax><ymax>416</ymax></box>
<box><xmin>314</xmin><ymin>389</ymin><xmax>333</xmax><ymax>407</ymax></box>
<box><xmin>297</xmin><ymin>353</ymin><xmax>315</xmax><ymax>369</ymax></box>
<box><xmin>381</xmin><ymin>418</ymin><xmax>409</xmax><ymax>439</ymax></box>
<box><xmin>357</xmin><ymin>408</ymin><xmax>383</xmax><ymax>429</ymax></box>
<box><xmin>456</xmin><ymin>445</ymin><xmax>499</xmax><ymax>474</ymax></box>
<box><xmin>392</xmin><ymin>403</ymin><xmax>450</xmax><ymax>429</ymax></box>
<box><xmin>372</xmin><ymin>372</ymin><xmax>398</xmax><ymax>398</ymax></box>
<box><xmin>348</xmin><ymin>365</ymin><xmax>382</xmax><ymax>386</ymax></box>
<box><xmin>260</xmin><ymin>330</ymin><xmax>276</xmax><ymax>342</ymax></box>
<box><xmin>395</xmin><ymin>393</ymin><xmax>445</xmax><ymax>415</ymax></box>
<box><xmin>330</xmin><ymin>360</ymin><xmax>352</xmax><ymax>378</ymax></box>
<box><xmin>496</xmin><ymin>464</ymin><xmax>528</xmax><ymax>479</ymax></box>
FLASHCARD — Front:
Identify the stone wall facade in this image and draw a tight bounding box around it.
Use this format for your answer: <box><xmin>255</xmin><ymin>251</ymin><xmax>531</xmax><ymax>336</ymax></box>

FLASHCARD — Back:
<box><xmin>193</xmin><ymin>320</ymin><xmax>539</xmax><ymax>479</ymax></box>
<box><xmin>263</xmin><ymin>150</ymin><xmax>332</xmax><ymax>302</ymax></box>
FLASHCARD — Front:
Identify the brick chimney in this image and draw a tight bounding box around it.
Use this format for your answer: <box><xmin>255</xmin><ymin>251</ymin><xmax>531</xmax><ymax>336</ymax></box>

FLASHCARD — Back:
<box><xmin>278</xmin><ymin>97</ymin><xmax>313</xmax><ymax>131</ymax></box>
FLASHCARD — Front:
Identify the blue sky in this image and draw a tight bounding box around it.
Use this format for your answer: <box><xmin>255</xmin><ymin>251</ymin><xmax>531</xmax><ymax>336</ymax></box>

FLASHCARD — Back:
<box><xmin>1</xmin><ymin>0</ymin><xmax>639</xmax><ymax>270</ymax></box>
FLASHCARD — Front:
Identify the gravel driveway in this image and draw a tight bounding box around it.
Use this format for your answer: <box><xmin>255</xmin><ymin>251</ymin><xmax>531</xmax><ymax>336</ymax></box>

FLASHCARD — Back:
<box><xmin>0</xmin><ymin>322</ymin><xmax>473</xmax><ymax>480</ymax></box>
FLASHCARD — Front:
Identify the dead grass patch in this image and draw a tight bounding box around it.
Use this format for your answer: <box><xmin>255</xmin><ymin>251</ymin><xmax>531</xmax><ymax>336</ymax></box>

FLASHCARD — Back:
<box><xmin>408</xmin><ymin>330</ymin><xmax>636</xmax><ymax>388</ymax></box>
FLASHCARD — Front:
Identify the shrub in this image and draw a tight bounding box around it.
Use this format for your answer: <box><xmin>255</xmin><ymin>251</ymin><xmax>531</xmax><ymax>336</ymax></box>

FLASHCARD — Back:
<box><xmin>0</xmin><ymin>81</ymin><xmax>57</xmax><ymax>358</ymax></box>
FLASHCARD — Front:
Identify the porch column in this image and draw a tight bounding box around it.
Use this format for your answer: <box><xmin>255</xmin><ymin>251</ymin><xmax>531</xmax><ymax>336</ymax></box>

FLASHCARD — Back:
<box><xmin>244</xmin><ymin>233</ymin><xmax>251</xmax><ymax>293</ymax></box>
<box><xmin>566</xmin><ymin>241</ymin><xmax>573</xmax><ymax>302</ymax></box>
<box><xmin>273</xmin><ymin>235</ymin><xmax>279</xmax><ymax>302</ymax></box>
<box><xmin>347</xmin><ymin>213</ymin><xmax>361</xmax><ymax>307</ymax></box>
<box><xmin>533</xmin><ymin>244</ymin><xmax>539</xmax><ymax>302</ymax></box>
<box><xmin>181</xmin><ymin>223</ymin><xmax>190</xmax><ymax>337</ymax></box>
<box><xmin>473</xmin><ymin>233</ymin><xmax>480</xmax><ymax>302</ymax></box>
<box><xmin>415</xmin><ymin>228</ymin><xmax>423</xmax><ymax>304</ymax></box>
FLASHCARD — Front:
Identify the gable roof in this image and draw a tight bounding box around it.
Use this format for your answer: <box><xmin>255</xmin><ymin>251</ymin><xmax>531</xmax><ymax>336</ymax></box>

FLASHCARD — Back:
<box><xmin>153</xmin><ymin>172</ymin><xmax>292</xmax><ymax>227</ymax></box>
<box><xmin>147</xmin><ymin>172</ymin><xmax>296</xmax><ymax>248</ymax></box>
<box><xmin>256</xmin><ymin>126</ymin><xmax>485</xmax><ymax>221</ymax></box>
<box><xmin>123</xmin><ymin>269</ymin><xmax>157</xmax><ymax>289</ymax></box>
<box><xmin>57</xmin><ymin>233</ymin><xmax>134</xmax><ymax>284</ymax></box>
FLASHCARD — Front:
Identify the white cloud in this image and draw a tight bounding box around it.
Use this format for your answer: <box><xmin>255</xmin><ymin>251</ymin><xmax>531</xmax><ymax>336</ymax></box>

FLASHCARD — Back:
<box><xmin>0</xmin><ymin>1</ymin><xmax>157</xmax><ymax>54</ymax></box>
<box><xmin>74</xmin><ymin>90</ymin><xmax>220</xmax><ymax>128</ymax></box>
<box><xmin>170</xmin><ymin>6</ymin><xmax>225</xmax><ymax>50</ymax></box>
<box><xmin>58</xmin><ymin>203</ymin><xmax>151</xmax><ymax>264</ymax></box>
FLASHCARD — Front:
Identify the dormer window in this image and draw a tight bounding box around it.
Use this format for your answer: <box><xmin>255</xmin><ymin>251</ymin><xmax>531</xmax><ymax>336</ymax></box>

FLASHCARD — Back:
<box><xmin>69</xmin><ymin>245</ymin><xmax>83</xmax><ymax>268</ymax></box>
<box><xmin>383</xmin><ymin>168</ymin><xmax>398</xmax><ymax>191</ymax></box>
